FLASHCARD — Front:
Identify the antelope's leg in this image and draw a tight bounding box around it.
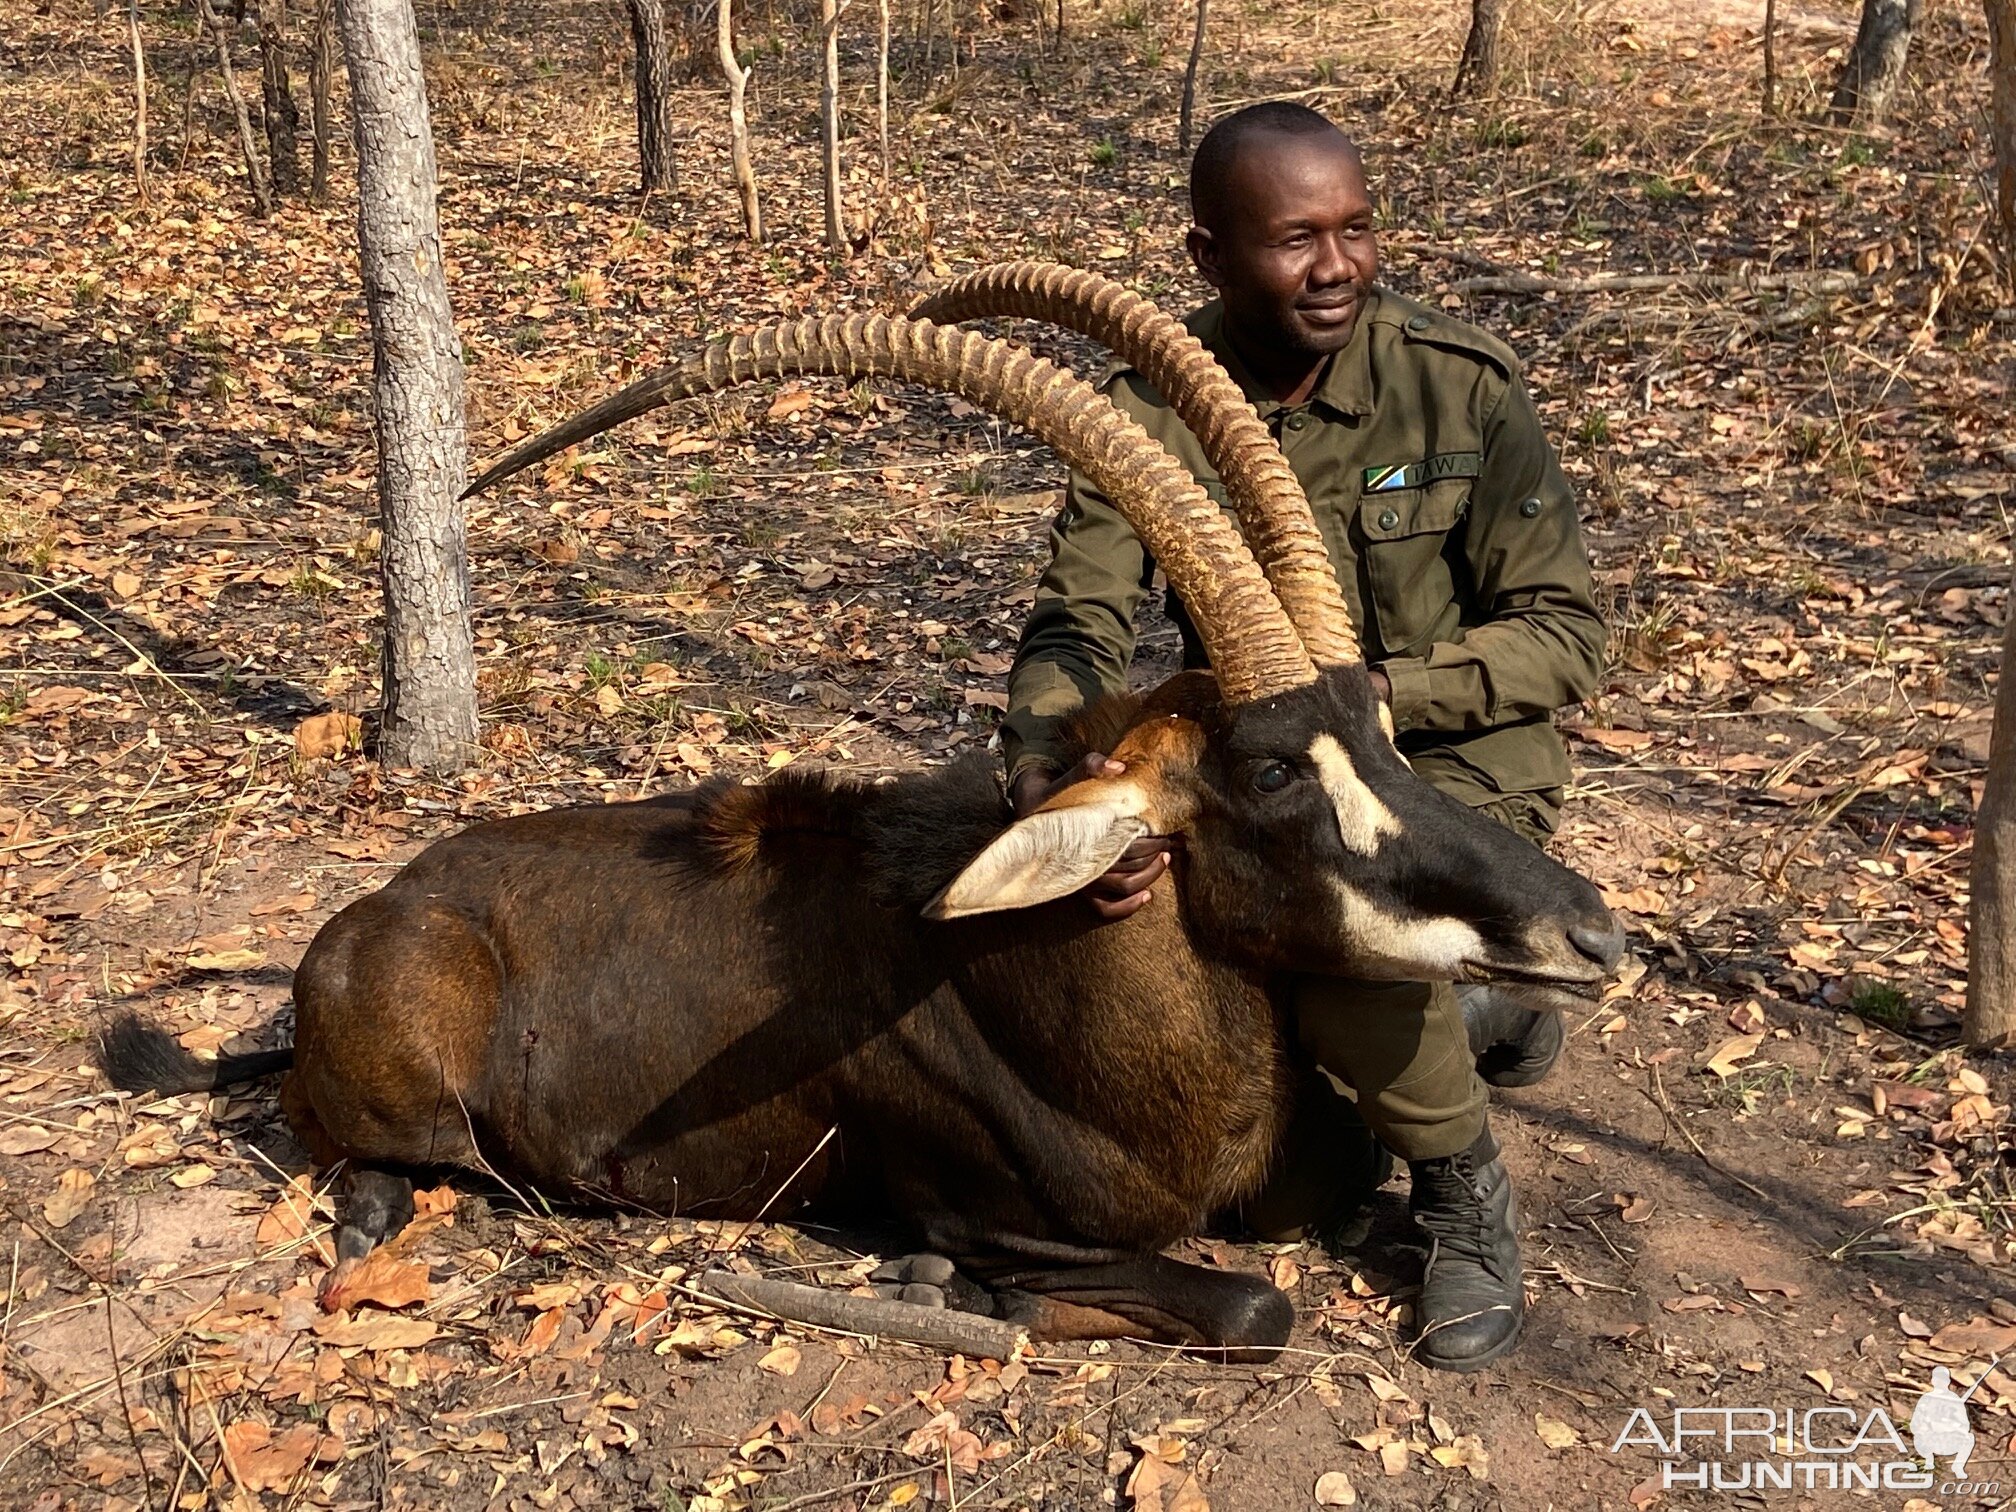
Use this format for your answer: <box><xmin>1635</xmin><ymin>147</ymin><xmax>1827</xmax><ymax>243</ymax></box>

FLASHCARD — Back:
<box><xmin>965</xmin><ymin>1250</ymin><xmax>1295</xmax><ymax>1362</ymax></box>
<box><xmin>318</xmin><ymin>1165</ymin><xmax>416</xmax><ymax>1310</ymax></box>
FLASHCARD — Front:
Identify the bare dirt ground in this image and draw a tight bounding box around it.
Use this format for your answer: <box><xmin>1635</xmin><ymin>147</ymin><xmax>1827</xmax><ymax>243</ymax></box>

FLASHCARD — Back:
<box><xmin>4</xmin><ymin>0</ymin><xmax>2016</xmax><ymax>1507</ymax></box>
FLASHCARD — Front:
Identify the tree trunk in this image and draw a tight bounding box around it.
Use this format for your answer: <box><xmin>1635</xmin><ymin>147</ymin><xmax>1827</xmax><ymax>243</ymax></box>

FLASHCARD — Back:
<box><xmin>1972</xmin><ymin>1</ymin><xmax>2016</xmax><ymax>1047</ymax></box>
<box><xmin>820</xmin><ymin>0</ymin><xmax>846</xmax><ymax>253</ymax></box>
<box><xmin>1178</xmin><ymin>0</ymin><xmax>1208</xmax><ymax>153</ymax></box>
<box><xmin>194</xmin><ymin>0</ymin><xmax>276</xmax><ymax>216</ymax></box>
<box><xmin>255</xmin><ymin>0</ymin><xmax>301</xmax><ymax>195</ymax></box>
<box><xmin>337</xmin><ymin>0</ymin><xmax>479</xmax><ymax>773</ymax></box>
<box><xmin>1452</xmin><ymin>0</ymin><xmax>1502</xmax><ymax>99</ymax></box>
<box><xmin>1987</xmin><ymin>0</ymin><xmax>2016</xmax><ymax>288</ymax></box>
<box><xmin>627</xmin><ymin>0</ymin><xmax>679</xmax><ymax>194</ymax></box>
<box><xmin>1972</xmin><ymin>640</ymin><xmax>2016</xmax><ymax>1046</ymax></box>
<box><xmin>717</xmin><ymin>0</ymin><xmax>762</xmax><ymax>241</ymax></box>
<box><xmin>876</xmin><ymin>0</ymin><xmax>890</xmax><ymax>185</ymax></box>
<box><xmin>1829</xmin><ymin>0</ymin><xmax>1920</xmax><ymax>128</ymax></box>
<box><xmin>309</xmin><ymin>0</ymin><xmax>336</xmax><ymax>199</ymax></box>
<box><xmin>1762</xmin><ymin>0</ymin><xmax>1778</xmax><ymax>118</ymax></box>
<box><xmin>127</xmin><ymin>0</ymin><xmax>149</xmax><ymax>204</ymax></box>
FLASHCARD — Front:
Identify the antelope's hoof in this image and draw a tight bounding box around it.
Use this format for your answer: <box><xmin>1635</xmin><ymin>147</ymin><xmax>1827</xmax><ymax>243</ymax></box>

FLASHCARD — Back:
<box><xmin>869</xmin><ymin>1253</ymin><xmax>984</xmax><ymax>1312</ymax></box>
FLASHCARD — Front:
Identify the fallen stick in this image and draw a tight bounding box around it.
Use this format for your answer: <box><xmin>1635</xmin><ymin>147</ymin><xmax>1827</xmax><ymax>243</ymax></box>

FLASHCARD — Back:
<box><xmin>1450</xmin><ymin>268</ymin><xmax>1861</xmax><ymax>298</ymax></box>
<box><xmin>694</xmin><ymin>1270</ymin><xmax>1029</xmax><ymax>1359</ymax></box>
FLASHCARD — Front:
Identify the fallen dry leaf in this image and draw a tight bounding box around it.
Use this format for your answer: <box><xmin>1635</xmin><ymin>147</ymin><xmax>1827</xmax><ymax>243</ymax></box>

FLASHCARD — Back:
<box><xmin>1313</xmin><ymin>1469</ymin><xmax>1357</xmax><ymax>1506</ymax></box>
<box><xmin>1569</xmin><ymin>724</ymin><xmax>1655</xmax><ymax>751</ymax></box>
<box><xmin>758</xmin><ymin>1341</ymin><xmax>802</xmax><ymax>1376</ymax></box>
<box><xmin>1727</xmin><ymin>1000</ymin><xmax>1767</xmax><ymax>1032</ymax></box>
<box><xmin>1703</xmin><ymin>1033</ymin><xmax>1765</xmax><ymax>1078</ymax></box>
<box><xmin>0</xmin><ymin>1126</ymin><xmax>60</xmax><ymax>1157</ymax></box>
<box><xmin>1601</xmin><ymin>885</ymin><xmax>1666</xmax><ymax>916</ymax></box>
<box><xmin>1430</xmin><ymin>1435</ymin><xmax>1489</xmax><ymax>1479</ymax></box>
<box><xmin>1535</xmin><ymin>1413</ymin><xmax>1581</xmax><ymax>1449</ymax></box>
<box><xmin>221</xmin><ymin>1421</ymin><xmax>341</xmax><ymax>1492</ymax></box>
<box><xmin>1662</xmin><ymin>1294</ymin><xmax>1721</xmax><ymax>1313</ymax></box>
<box><xmin>311</xmin><ymin>1313</ymin><xmax>438</xmax><ymax>1351</ymax></box>
<box><xmin>184</xmin><ymin>947</ymin><xmax>265</xmax><ymax>971</ymax></box>
<box><xmin>248</xmin><ymin>891</ymin><xmax>317</xmax><ymax>917</ymax></box>
<box><xmin>1931</xmin><ymin>1317</ymin><xmax>2016</xmax><ymax>1356</ymax></box>
<box><xmin>767</xmin><ymin>385</ymin><xmax>815</xmax><ymax>420</ymax></box>
<box><xmin>903</xmin><ymin>1410</ymin><xmax>985</xmax><ymax>1476</ymax></box>
<box><xmin>1126</xmin><ymin>1448</ymin><xmax>1209</xmax><ymax>1512</ymax></box>
<box><xmin>1739</xmin><ymin>1275</ymin><xmax>1802</xmax><ymax>1298</ymax></box>
<box><xmin>43</xmin><ymin>1168</ymin><xmax>94</xmax><ymax>1228</ymax></box>
<box><xmin>320</xmin><ymin>1249</ymin><xmax>431</xmax><ymax>1312</ymax></box>
<box><xmin>295</xmin><ymin>711</ymin><xmax>362</xmax><ymax>760</ymax></box>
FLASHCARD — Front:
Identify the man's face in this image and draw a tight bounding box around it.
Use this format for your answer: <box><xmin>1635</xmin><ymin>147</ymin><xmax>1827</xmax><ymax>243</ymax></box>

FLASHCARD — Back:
<box><xmin>1188</xmin><ymin>134</ymin><xmax>1379</xmax><ymax>359</ymax></box>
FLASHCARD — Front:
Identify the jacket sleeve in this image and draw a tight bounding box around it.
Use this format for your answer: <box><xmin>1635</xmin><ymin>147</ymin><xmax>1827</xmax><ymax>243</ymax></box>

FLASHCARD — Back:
<box><xmin>1376</xmin><ymin>370</ymin><xmax>1606</xmax><ymax>734</ymax></box>
<box><xmin>1000</xmin><ymin>464</ymin><xmax>1154</xmax><ymax>784</ymax></box>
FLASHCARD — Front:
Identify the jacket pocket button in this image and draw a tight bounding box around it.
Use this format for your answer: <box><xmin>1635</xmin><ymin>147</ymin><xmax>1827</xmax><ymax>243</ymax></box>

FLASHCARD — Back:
<box><xmin>1519</xmin><ymin>497</ymin><xmax>1542</xmax><ymax>518</ymax></box>
<box><xmin>1377</xmin><ymin>508</ymin><xmax>1400</xmax><ymax>531</ymax></box>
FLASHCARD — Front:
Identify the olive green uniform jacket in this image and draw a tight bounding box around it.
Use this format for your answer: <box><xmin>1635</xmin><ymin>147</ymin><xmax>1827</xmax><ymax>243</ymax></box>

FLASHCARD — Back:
<box><xmin>1002</xmin><ymin>288</ymin><xmax>1604</xmax><ymax>818</ymax></box>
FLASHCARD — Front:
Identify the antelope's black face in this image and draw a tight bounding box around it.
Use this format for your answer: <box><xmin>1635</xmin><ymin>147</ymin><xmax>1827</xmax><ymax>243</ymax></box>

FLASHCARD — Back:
<box><xmin>1181</xmin><ymin>666</ymin><xmax>1623</xmax><ymax>1000</ymax></box>
<box><xmin>927</xmin><ymin>666</ymin><xmax>1623</xmax><ymax>1005</ymax></box>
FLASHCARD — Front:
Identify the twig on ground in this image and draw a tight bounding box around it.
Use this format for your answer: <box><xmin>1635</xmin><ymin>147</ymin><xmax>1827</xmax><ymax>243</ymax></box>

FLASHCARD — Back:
<box><xmin>106</xmin><ymin>1291</ymin><xmax>160</xmax><ymax>1510</ymax></box>
<box><xmin>1642</xmin><ymin>1066</ymin><xmax>1772</xmax><ymax>1202</ymax></box>
<box><xmin>768</xmin><ymin>1466</ymin><xmax>923</xmax><ymax>1511</ymax></box>
<box><xmin>690</xmin><ymin>1269</ymin><xmax>1029</xmax><ymax>1359</ymax></box>
<box><xmin>1395</xmin><ymin>245</ymin><xmax>1863</xmax><ymax>299</ymax></box>
<box><xmin>28</xmin><ymin>577</ymin><xmax>204</xmax><ymax>710</ymax></box>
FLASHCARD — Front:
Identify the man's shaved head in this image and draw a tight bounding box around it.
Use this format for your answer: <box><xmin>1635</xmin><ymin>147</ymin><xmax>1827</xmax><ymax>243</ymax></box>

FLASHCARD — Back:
<box><xmin>1190</xmin><ymin>103</ymin><xmax>1359</xmax><ymax>232</ymax></box>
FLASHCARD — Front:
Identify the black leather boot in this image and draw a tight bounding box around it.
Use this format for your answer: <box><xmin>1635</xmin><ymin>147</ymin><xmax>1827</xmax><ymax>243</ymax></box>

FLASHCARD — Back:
<box><xmin>1407</xmin><ymin>1127</ymin><xmax>1524</xmax><ymax>1371</ymax></box>
<box><xmin>1459</xmin><ymin>984</ymin><xmax>1565</xmax><ymax>1089</ymax></box>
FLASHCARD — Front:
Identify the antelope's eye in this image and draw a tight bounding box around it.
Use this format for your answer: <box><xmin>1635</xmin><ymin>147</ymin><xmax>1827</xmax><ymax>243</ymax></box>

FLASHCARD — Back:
<box><xmin>1252</xmin><ymin>761</ymin><xmax>1293</xmax><ymax>795</ymax></box>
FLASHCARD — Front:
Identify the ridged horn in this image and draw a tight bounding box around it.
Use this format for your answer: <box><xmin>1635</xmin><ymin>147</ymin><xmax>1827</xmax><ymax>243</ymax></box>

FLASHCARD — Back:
<box><xmin>465</xmin><ymin>315</ymin><xmax>1316</xmax><ymax>704</ymax></box>
<box><xmin>910</xmin><ymin>261</ymin><xmax>1363</xmax><ymax>667</ymax></box>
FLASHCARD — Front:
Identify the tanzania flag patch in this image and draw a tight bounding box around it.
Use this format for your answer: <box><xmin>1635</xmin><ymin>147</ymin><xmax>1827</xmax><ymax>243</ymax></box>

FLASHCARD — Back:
<box><xmin>1362</xmin><ymin>453</ymin><xmax>1482</xmax><ymax>492</ymax></box>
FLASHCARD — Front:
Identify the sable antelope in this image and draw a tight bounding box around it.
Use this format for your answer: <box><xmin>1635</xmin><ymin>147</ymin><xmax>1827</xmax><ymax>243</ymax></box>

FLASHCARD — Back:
<box><xmin>99</xmin><ymin>265</ymin><xmax>1622</xmax><ymax>1359</ymax></box>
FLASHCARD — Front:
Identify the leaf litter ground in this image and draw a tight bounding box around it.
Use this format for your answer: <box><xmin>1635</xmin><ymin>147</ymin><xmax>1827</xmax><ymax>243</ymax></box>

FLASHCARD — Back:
<box><xmin>3</xmin><ymin>0</ymin><xmax>2016</xmax><ymax>1507</ymax></box>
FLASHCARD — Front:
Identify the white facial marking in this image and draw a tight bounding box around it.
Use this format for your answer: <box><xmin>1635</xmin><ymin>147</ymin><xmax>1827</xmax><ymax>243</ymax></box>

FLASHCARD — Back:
<box><xmin>1307</xmin><ymin>734</ymin><xmax>1403</xmax><ymax>855</ymax></box>
<box><xmin>1327</xmin><ymin>881</ymin><xmax>1484</xmax><ymax>979</ymax></box>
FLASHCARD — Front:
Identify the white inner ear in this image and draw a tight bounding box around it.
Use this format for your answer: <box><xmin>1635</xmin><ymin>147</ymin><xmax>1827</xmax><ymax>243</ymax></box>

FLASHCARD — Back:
<box><xmin>1308</xmin><ymin>734</ymin><xmax>1403</xmax><ymax>855</ymax></box>
<box><xmin>925</xmin><ymin>802</ymin><xmax>1150</xmax><ymax>920</ymax></box>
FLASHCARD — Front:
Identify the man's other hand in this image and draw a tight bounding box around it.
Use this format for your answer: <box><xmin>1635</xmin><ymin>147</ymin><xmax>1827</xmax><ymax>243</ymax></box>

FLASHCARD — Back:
<box><xmin>1008</xmin><ymin>752</ymin><xmax>1179</xmax><ymax>921</ymax></box>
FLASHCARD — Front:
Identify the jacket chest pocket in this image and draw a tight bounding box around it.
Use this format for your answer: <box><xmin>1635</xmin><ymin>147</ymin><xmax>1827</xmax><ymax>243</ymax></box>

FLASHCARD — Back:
<box><xmin>1357</xmin><ymin>480</ymin><xmax>1469</xmax><ymax>656</ymax></box>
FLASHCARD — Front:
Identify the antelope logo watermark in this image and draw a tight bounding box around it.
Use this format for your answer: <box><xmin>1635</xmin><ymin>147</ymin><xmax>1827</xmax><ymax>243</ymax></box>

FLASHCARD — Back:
<box><xmin>1610</xmin><ymin>1361</ymin><xmax>2001</xmax><ymax>1497</ymax></box>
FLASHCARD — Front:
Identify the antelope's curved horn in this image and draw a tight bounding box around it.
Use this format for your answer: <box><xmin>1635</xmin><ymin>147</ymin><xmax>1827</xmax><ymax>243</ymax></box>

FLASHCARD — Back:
<box><xmin>465</xmin><ymin>315</ymin><xmax>1316</xmax><ymax>704</ymax></box>
<box><xmin>911</xmin><ymin>261</ymin><xmax>1362</xmax><ymax>667</ymax></box>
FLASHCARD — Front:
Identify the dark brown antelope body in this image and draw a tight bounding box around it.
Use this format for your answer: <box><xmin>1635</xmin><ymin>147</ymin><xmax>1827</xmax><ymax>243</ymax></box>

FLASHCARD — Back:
<box><xmin>99</xmin><ymin>277</ymin><xmax>1624</xmax><ymax>1356</ymax></box>
<box><xmin>290</xmin><ymin>749</ymin><xmax>1283</xmax><ymax>1261</ymax></box>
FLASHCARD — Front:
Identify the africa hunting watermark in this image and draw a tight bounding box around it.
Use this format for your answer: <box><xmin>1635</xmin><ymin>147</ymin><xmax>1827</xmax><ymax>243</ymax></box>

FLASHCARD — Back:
<box><xmin>1609</xmin><ymin>1360</ymin><xmax>2002</xmax><ymax>1496</ymax></box>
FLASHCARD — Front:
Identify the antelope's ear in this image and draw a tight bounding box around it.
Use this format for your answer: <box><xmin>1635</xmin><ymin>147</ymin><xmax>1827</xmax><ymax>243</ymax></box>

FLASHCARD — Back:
<box><xmin>924</xmin><ymin>790</ymin><xmax>1150</xmax><ymax>920</ymax></box>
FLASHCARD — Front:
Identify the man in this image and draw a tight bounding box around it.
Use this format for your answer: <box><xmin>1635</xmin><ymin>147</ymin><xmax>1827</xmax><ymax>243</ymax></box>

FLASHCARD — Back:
<box><xmin>1000</xmin><ymin>102</ymin><xmax>1605</xmax><ymax>1371</ymax></box>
